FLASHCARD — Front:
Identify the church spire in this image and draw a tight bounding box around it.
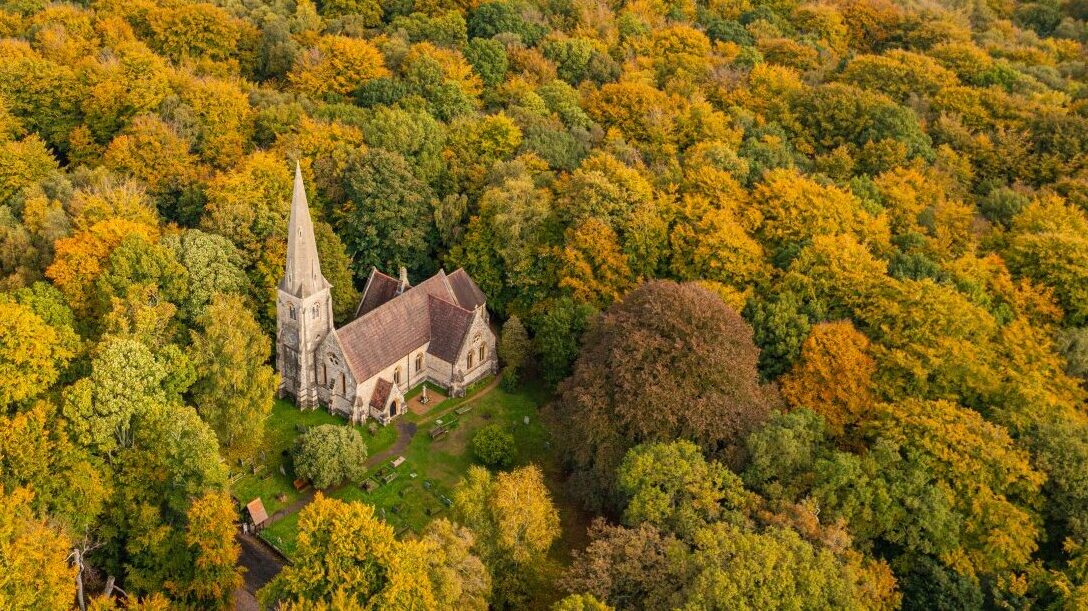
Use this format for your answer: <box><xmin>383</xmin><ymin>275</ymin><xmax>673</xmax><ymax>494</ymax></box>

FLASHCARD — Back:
<box><xmin>281</xmin><ymin>161</ymin><xmax>329</xmax><ymax>297</ymax></box>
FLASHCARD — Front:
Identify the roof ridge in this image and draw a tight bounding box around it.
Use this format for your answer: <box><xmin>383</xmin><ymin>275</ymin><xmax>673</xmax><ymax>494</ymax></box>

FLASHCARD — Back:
<box><xmin>426</xmin><ymin>291</ymin><xmax>472</xmax><ymax>314</ymax></box>
<box><xmin>336</xmin><ymin>269</ymin><xmax>456</xmax><ymax>333</ymax></box>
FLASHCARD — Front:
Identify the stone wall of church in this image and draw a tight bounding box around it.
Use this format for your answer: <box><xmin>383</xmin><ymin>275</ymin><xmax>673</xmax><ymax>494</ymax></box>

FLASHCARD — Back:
<box><xmin>315</xmin><ymin>334</ymin><xmax>356</xmax><ymax>416</ymax></box>
<box><xmin>354</xmin><ymin>341</ymin><xmax>429</xmax><ymax>421</ymax></box>
<box><xmin>451</xmin><ymin>309</ymin><xmax>498</xmax><ymax>394</ymax></box>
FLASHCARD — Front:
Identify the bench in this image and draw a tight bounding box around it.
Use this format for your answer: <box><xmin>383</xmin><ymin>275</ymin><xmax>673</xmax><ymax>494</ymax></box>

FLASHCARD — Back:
<box><xmin>430</xmin><ymin>426</ymin><xmax>448</xmax><ymax>439</ymax></box>
<box><xmin>382</xmin><ymin>472</ymin><xmax>399</xmax><ymax>484</ymax></box>
<box><xmin>455</xmin><ymin>405</ymin><xmax>474</xmax><ymax>415</ymax></box>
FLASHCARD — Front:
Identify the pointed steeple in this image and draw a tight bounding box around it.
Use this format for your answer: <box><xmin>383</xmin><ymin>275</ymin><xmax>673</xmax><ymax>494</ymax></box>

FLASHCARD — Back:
<box><xmin>281</xmin><ymin>161</ymin><xmax>329</xmax><ymax>297</ymax></box>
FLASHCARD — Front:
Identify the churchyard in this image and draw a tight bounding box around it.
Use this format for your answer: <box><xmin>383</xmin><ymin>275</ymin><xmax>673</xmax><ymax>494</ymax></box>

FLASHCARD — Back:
<box><xmin>246</xmin><ymin>377</ymin><xmax>555</xmax><ymax>559</ymax></box>
<box><xmin>230</xmin><ymin>399</ymin><xmax>398</xmax><ymax>516</ymax></box>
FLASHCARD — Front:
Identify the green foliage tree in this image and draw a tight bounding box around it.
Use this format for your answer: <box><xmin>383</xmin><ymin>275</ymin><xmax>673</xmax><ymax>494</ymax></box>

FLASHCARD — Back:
<box><xmin>340</xmin><ymin>149</ymin><xmax>436</xmax><ymax>279</ymax></box>
<box><xmin>617</xmin><ymin>441</ymin><xmax>750</xmax><ymax>538</ymax></box>
<box><xmin>293</xmin><ymin>425</ymin><xmax>368</xmax><ymax>489</ymax></box>
<box><xmin>189</xmin><ymin>294</ymin><xmax>278</xmax><ymax>460</ymax></box>
<box><xmin>162</xmin><ymin>230</ymin><xmax>249</xmax><ymax>323</ymax></box>
<box><xmin>498</xmin><ymin>315</ymin><xmax>530</xmax><ymax>389</ymax></box>
<box><xmin>472</xmin><ymin>424</ymin><xmax>516</xmax><ymax>468</ymax></box>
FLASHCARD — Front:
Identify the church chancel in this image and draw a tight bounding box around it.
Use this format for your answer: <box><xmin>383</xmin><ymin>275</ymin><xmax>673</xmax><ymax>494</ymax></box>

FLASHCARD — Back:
<box><xmin>276</xmin><ymin>162</ymin><xmax>497</xmax><ymax>424</ymax></box>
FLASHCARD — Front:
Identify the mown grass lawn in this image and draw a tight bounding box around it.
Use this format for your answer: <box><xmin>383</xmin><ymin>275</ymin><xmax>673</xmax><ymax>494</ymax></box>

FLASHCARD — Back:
<box><xmin>231</xmin><ymin>399</ymin><xmax>399</xmax><ymax>515</ymax></box>
<box><xmin>266</xmin><ymin>379</ymin><xmax>554</xmax><ymax>557</ymax></box>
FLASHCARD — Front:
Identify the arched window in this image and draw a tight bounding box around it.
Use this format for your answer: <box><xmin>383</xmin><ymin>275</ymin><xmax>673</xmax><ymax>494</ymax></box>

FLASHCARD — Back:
<box><xmin>415</xmin><ymin>354</ymin><xmax>423</xmax><ymax>372</ymax></box>
<box><xmin>288</xmin><ymin>304</ymin><xmax>296</xmax><ymax>320</ymax></box>
<box><xmin>340</xmin><ymin>373</ymin><xmax>346</xmax><ymax>393</ymax></box>
<box><xmin>467</xmin><ymin>352</ymin><xmax>474</xmax><ymax>369</ymax></box>
<box><xmin>322</xmin><ymin>364</ymin><xmax>328</xmax><ymax>385</ymax></box>
<box><xmin>312</xmin><ymin>304</ymin><xmax>320</xmax><ymax>318</ymax></box>
<box><xmin>394</xmin><ymin>368</ymin><xmax>401</xmax><ymax>385</ymax></box>
<box><xmin>479</xmin><ymin>344</ymin><xmax>486</xmax><ymax>362</ymax></box>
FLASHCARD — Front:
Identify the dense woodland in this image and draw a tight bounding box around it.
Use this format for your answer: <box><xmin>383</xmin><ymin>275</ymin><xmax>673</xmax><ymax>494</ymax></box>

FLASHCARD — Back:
<box><xmin>1</xmin><ymin>0</ymin><xmax>1088</xmax><ymax>608</ymax></box>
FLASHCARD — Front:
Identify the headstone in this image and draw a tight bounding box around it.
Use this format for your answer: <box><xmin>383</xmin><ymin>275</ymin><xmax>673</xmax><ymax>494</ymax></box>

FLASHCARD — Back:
<box><xmin>523</xmin><ymin>416</ymin><xmax>530</xmax><ymax>425</ymax></box>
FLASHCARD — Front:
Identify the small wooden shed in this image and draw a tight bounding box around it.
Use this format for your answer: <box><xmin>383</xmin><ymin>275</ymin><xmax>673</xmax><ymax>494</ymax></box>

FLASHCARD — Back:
<box><xmin>246</xmin><ymin>498</ymin><xmax>269</xmax><ymax>528</ymax></box>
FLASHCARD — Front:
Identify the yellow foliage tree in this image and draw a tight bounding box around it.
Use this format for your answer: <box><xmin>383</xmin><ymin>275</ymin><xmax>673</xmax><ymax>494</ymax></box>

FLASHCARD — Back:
<box><xmin>46</xmin><ymin>218</ymin><xmax>159</xmax><ymax>314</ymax></box>
<box><xmin>559</xmin><ymin>218</ymin><xmax>636</xmax><ymax>308</ymax></box>
<box><xmin>290</xmin><ymin>35</ymin><xmax>390</xmax><ymax>97</ymax></box>
<box><xmin>0</xmin><ymin>301</ymin><xmax>74</xmax><ymax>408</ymax></box>
<box><xmin>0</xmin><ymin>487</ymin><xmax>77</xmax><ymax>610</ymax></box>
<box><xmin>780</xmin><ymin>321</ymin><xmax>876</xmax><ymax>435</ymax></box>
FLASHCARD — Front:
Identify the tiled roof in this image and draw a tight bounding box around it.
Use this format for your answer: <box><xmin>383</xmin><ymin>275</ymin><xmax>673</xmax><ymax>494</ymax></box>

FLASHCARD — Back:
<box><xmin>356</xmin><ymin>269</ymin><xmax>400</xmax><ymax>318</ymax></box>
<box><xmin>447</xmin><ymin>268</ymin><xmax>487</xmax><ymax>310</ymax></box>
<box><xmin>427</xmin><ymin>295</ymin><xmax>475</xmax><ymax>362</ymax></box>
<box><xmin>370</xmin><ymin>378</ymin><xmax>392</xmax><ymax>409</ymax></box>
<box><xmin>337</xmin><ymin>269</ymin><xmax>480</xmax><ymax>380</ymax></box>
<box><xmin>246</xmin><ymin>498</ymin><xmax>268</xmax><ymax>525</ymax></box>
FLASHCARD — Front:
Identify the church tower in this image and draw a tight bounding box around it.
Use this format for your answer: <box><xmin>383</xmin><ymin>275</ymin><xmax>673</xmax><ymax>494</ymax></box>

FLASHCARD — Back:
<box><xmin>277</xmin><ymin>162</ymin><xmax>333</xmax><ymax>409</ymax></box>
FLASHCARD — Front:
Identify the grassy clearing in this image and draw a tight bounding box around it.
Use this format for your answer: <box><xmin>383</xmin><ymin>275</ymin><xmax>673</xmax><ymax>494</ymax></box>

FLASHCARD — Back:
<box><xmin>266</xmin><ymin>379</ymin><xmax>554</xmax><ymax>556</ymax></box>
<box><xmin>231</xmin><ymin>399</ymin><xmax>399</xmax><ymax>515</ymax></box>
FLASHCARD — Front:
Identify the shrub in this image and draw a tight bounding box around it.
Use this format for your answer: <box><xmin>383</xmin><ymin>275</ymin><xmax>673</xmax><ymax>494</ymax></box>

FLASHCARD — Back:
<box><xmin>472</xmin><ymin>424</ymin><xmax>516</xmax><ymax>468</ymax></box>
<box><xmin>294</xmin><ymin>425</ymin><xmax>368</xmax><ymax>489</ymax></box>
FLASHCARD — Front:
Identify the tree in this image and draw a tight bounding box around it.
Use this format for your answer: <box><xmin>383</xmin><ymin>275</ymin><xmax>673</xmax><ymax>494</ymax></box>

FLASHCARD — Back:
<box><xmin>751</xmin><ymin>168</ymin><xmax>889</xmax><ymax>258</ymax></box>
<box><xmin>290</xmin><ymin>35</ymin><xmax>390</xmax><ymax>98</ymax></box>
<box><xmin>0</xmin><ymin>134</ymin><xmax>57</xmax><ymax>204</ymax></box>
<box><xmin>0</xmin><ymin>300</ymin><xmax>74</xmax><ymax>408</ymax></box>
<box><xmin>565</xmin><ymin>520</ymin><xmax>687</xmax><ymax>610</ymax></box>
<box><xmin>161</xmin><ymin>230</ymin><xmax>249</xmax><ymax>323</ymax></box>
<box><xmin>554</xmin><ymin>593</ymin><xmax>613</xmax><ymax>610</ymax></box>
<box><xmin>62</xmin><ymin>336</ymin><xmax>169</xmax><ymax>455</ymax></box>
<box><xmin>1004</xmin><ymin>195</ymin><xmax>1088</xmax><ymax>324</ymax></box>
<box><xmin>313</xmin><ymin>221</ymin><xmax>360</xmax><ymax>325</ymax></box>
<box><xmin>46</xmin><ymin>218</ymin><xmax>160</xmax><ymax>316</ymax></box>
<box><xmin>616</xmin><ymin>441</ymin><xmax>750</xmax><ymax>538</ymax></box>
<box><xmin>261</xmin><ymin>495</ymin><xmax>440</xmax><ymax>608</ymax></box>
<box><xmin>473</xmin><ymin>424</ymin><xmax>516</xmax><ymax>468</ymax></box>
<box><xmin>189</xmin><ymin>294</ymin><xmax>277</xmax><ymax>460</ymax></box>
<box><xmin>499</xmin><ymin>315</ymin><xmax>530</xmax><ymax>390</ymax></box>
<box><xmin>340</xmin><ymin>149</ymin><xmax>436</xmax><ymax>279</ymax></box>
<box><xmin>779</xmin><ymin>321</ymin><xmax>876</xmax><ymax>435</ymax></box>
<box><xmin>453</xmin><ymin>465</ymin><xmax>560</xmax><ymax>608</ymax></box>
<box><xmin>0</xmin><ymin>487</ymin><xmax>76</xmax><ymax>610</ymax></box>
<box><xmin>293</xmin><ymin>425</ymin><xmax>368</xmax><ymax>489</ymax></box>
<box><xmin>0</xmin><ymin>402</ymin><xmax>108</xmax><ymax>535</ymax></box>
<box><xmin>172</xmin><ymin>491</ymin><xmax>243</xmax><ymax>608</ymax></box>
<box><xmin>105</xmin><ymin>403</ymin><xmax>228</xmax><ymax>595</ymax></box>
<box><xmin>682</xmin><ymin>523</ymin><xmax>878</xmax><ymax>609</ymax></box>
<box><xmin>529</xmin><ymin>297</ymin><xmax>596</xmax><ymax>387</ymax></box>
<box><xmin>551</xmin><ymin>281</ymin><xmax>775</xmax><ymax>509</ymax></box>
<box><xmin>420</xmin><ymin>519</ymin><xmax>492</xmax><ymax>611</ymax></box>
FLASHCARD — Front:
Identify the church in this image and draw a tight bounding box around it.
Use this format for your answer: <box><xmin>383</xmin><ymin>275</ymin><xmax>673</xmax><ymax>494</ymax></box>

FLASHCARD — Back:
<box><xmin>276</xmin><ymin>163</ymin><xmax>497</xmax><ymax>424</ymax></box>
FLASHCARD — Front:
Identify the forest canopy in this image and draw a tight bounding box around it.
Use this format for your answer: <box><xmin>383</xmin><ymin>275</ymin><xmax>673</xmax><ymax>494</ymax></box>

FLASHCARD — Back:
<box><xmin>1</xmin><ymin>0</ymin><xmax>1088</xmax><ymax>607</ymax></box>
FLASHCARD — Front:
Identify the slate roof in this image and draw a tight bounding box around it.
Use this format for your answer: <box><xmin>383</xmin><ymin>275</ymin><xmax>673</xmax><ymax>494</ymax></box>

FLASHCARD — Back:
<box><xmin>370</xmin><ymin>378</ymin><xmax>392</xmax><ymax>409</ymax></box>
<box><xmin>336</xmin><ymin>269</ymin><xmax>481</xmax><ymax>380</ymax></box>
<box><xmin>427</xmin><ymin>295</ymin><xmax>476</xmax><ymax>362</ymax></box>
<box><xmin>447</xmin><ymin>268</ymin><xmax>487</xmax><ymax>310</ymax></box>
<box><xmin>356</xmin><ymin>269</ymin><xmax>400</xmax><ymax>317</ymax></box>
